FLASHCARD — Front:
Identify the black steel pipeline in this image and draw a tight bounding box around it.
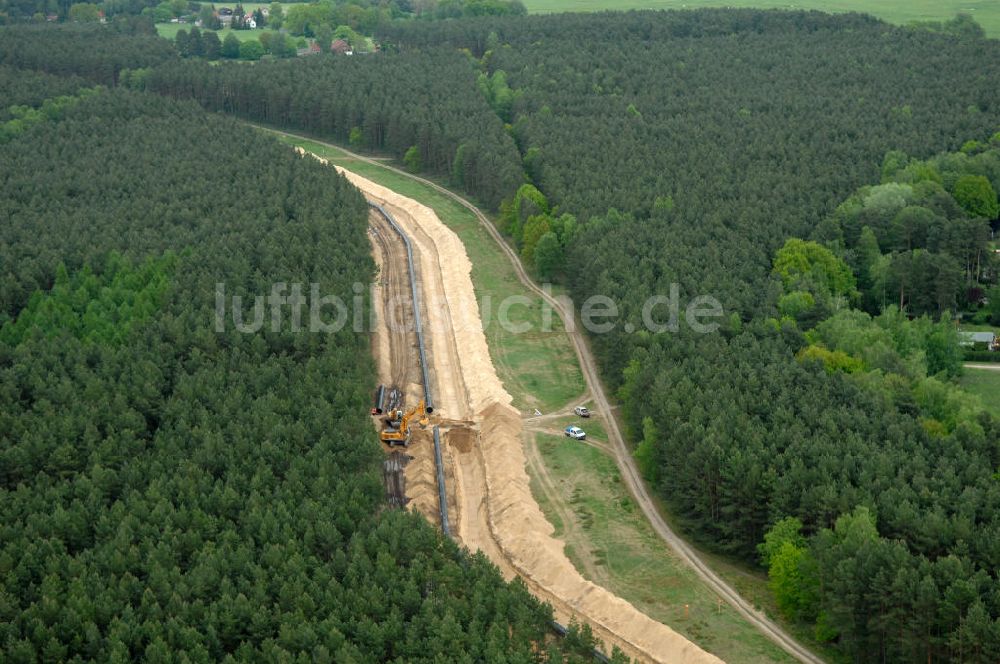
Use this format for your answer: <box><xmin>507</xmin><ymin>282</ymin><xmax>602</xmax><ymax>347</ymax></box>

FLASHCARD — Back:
<box><xmin>368</xmin><ymin>201</ymin><xmax>434</xmax><ymax>414</ymax></box>
<box><xmin>371</xmin><ymin>200</ymin><xmax>448</xmax><ymax>537</ymax></box>
<box><xmin>432</xmin><ymin>425</ymin><xmax>450</xmax><ymax>537</ymax></box>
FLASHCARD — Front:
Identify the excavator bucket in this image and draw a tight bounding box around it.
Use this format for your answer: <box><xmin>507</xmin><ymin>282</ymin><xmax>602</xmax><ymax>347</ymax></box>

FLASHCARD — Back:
<box><xmin>379</xmin><ymin>399</ymin><xmax>428</xmax><ymax>447</ymax></box>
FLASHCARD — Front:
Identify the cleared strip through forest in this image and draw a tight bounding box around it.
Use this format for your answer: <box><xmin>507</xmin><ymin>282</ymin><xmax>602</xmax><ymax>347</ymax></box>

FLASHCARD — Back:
<box><xmin>431</xmin><ymin>425</ymin><xmax>451</xmax><ymax>537</ymax></box>
<box><xmin>369</xmin><ymin>199</ymin><xmax>453</xmax><ymax>539</ymax></box>
<box><xmin>330</xmin><ymin>155</ymin><xmax>723</xmax><ymax>663</ymax></box>
<box><xmin>372</xmin><ymin>184</ymin><xmax>613</xmax><ymax>663</ymax></box>
<box><xmin>266</xmin><ymin>125</ymin><xmax>825</xmax><ymax>664</ymax></box>
<box><xmin>369</xmin><ymin>201</ymin><xmax>435</xmax><ymax>413</ymax></box>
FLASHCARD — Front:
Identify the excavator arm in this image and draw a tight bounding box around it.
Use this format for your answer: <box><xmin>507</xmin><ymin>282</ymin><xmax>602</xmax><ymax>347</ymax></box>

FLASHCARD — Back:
<box><xmin>380</xmin><ymin>399</ymin><xmax>428</xmax><ymax>446</ymax></box>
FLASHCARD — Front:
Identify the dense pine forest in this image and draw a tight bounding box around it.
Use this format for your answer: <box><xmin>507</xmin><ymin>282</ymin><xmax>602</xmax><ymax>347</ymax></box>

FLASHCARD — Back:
<box><xmin>0</xmin><ymin>69</ymin><xmax>606</xmax><ymax>661</ymax></box>
<box><xmin>0</xmin><ymin>64</ymin><xmax>89</xmax><ymax>114</ymax></box>
<box><xmin>137</xmin><ymin>9</ymin><xmax>1000</xmax><ymax>660</ymax></box>
<box><xmin>146</xmin><ymin>52</ymin><xmax>522</xmax><ymax>209</ymax></box>
<box><xmin>379</xmin><ymin>10</ymin><xmax>1000</xmax><ymax>661</ymax></box>
<box><xmin>0</xmin><ymin>23</ymin><xmax>174</xmax><ymax>84</ymax></box>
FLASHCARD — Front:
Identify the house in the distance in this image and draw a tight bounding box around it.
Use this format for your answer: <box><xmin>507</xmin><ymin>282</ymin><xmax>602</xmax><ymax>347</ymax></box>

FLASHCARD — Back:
<box><xmin>330</xmin><ymin>39</ymin><xmax>353</xmax><ymax>55</ymax></box>
<box><xmin>959</xmin><ymin>330</ymin><xmax>998</xmax><ymax>351</ymax></box>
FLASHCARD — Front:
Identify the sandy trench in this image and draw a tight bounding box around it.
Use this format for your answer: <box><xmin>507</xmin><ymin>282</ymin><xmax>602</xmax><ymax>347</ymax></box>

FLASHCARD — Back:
<box><xmin>369</xmin><ymin>229</ymin><xmax>393</xmax><ymax>387</ymax></box>
<box><xmin>299</xmin><ymin>148</ymin><xmax>722</xmax><ymax>664</ymax></box>
<box><xmin>368</xmin><ymin>212</ymin><xmax>443</xmax><ymax>522</ymax></box>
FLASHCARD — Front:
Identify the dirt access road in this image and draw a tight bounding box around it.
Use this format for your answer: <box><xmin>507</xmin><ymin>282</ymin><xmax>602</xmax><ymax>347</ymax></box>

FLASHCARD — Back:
<box><xmin>965</xmin><ymin>363</ymin><xmax>1000</xmax><ymax>371</ymax></box>
<box><xmin>281</xmin><ymin>130</ymin><xmax>823</xmax><ymax>664</ymax></box>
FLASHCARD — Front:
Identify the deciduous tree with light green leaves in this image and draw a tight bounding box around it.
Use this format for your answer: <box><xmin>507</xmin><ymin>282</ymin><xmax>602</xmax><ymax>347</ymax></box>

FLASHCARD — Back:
<box><xmin>403</xmin><ymin>144</ymin><xmax>421</xmax><ymax>172</ymax></box>
<box><xmin>758</xmin><ymin>517</ymin><xmax>820</xmax><ymax>621</ymax></box>
<box><xmin>773</xmin><ymin>238</ymin><xmax>857</xmax><ymax>302</ymax></box>
<box><xmin>268</xmin><ymin>2</ymin><xmax>283</xmax><ymax>28</ymax></box>
<box><xmin>68</xmin><ymin>2</ymin><xmax>100</xmax><ymax>22</ymax></box>
<box><xmin>777</xmin><ymin>289</ymin><xmax>816</xmax><ymax>322</ymax></box>
<box><xmin>349</xmin><ymin>126</ymin><xmax>364</xmax><ymax>148</ymax></box>
<box><xmin>634</xmin><ymin>416</ymin><xmax>659</xmax><ymax>483</ymax></box>
<box><xmin>315</xmin><ymin>23</ymin><xmax>333</xmax><ymax>52</ymax></box>
<box><xmin>796</xmin><ymin>344</ymin><xmax>864</xmax><ymax>374</ymax></box>
<box><xmin>520</xmin><ymin>214</ymin><xmax>550</xmax><ymax>265</ymax></box>
<box><xmin>533</xmin><ymin>231</ymin><xmax>562</xmax><ymax>280</ymax></box>
<box><xmin>504</xmin><ymin>183</ymin><xmax>548</xmax><ymax>241</ymax></box>
<box><xmin>952</xmin><ymin>174</ymin><xmax>999</xmax><ymax>219</ymax></box>
<box><xmin>478</xmin><ymin>69</ymin><xmax>515</xmax><ymax>122</ymax></box>
<box><xmin>239</xmin><ymin>39</ymin><xmax>264</xmax><ymax>61</ymax></box>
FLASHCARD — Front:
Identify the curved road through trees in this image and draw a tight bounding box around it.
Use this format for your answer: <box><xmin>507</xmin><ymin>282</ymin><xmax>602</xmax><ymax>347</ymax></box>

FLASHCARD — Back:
<box><xmin>262</xmin><ymin>126</ymin><xmax>825</xmax><ymax>664</ymax></box>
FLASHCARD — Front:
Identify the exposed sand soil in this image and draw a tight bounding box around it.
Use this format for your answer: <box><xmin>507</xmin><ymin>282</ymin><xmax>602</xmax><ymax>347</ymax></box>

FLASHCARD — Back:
<box><xmin>368</xmin><ymin>210</ymin><xmax>440</xmax><ymax>521</ymax></box>
<box><xmin>299</xmin><ymin>148</ymin><xmax>721</xmax><ymax>664</ymax></box>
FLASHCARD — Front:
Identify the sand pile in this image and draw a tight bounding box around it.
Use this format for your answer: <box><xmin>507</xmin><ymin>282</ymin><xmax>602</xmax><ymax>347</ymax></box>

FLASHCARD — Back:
<box><xmin>401</xmin><ymin>433</ymin><xmax>439</xmax><ymax>523</ymax></box>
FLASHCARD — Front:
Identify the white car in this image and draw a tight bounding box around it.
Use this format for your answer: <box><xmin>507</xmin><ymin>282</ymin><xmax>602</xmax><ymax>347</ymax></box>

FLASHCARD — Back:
<box><xmin>564</xmin><ymin>426</ymin><xmax>586</xmax><ymax>440</ymax></box>
<box><xmin>574</xmin><ymin>406</ymin><xmax>591</xmax><ymax>418</ymax></box>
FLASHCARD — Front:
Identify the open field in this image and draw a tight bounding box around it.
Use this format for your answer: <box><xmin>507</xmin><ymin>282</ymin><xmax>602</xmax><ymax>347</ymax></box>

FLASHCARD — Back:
<box><xmin>534</xmin><ymin>413</ymin><xmax>610</xmax><ymax>443</ymax></box>
<box><xmin>154</xmin><ymin>2</ymin><xmax>1000</xmax><ymax>43</ymax></box>
<box><xmin>274</xmin><ymin>134</ymin><xmax>585</xmax><ymax>415</ymax></box>
<box><xmin>960</xmin><ymin>323</ymin><xmax>999</xmax><ymax>333</ymax></box>
<box><xmin>523</xmin><ymin>0</ymin><xmax>1000</xmax><ymax>37</ymax></box>
<box><xmin>961</xmin><ymin>367</ymin><xmax>1000</xmax><ymax>416</ymax></box>
<box><xmin>528</xmin><ymin>432</ymin><xmax>795</xmax><ymax>663</ymax></box>
<box><xmin>155</xmin><ymin>22</ymin><xmax>285</xmax><ymax>42</ymax></box>
<box><xmin>211</xmin><ymin>2</ymin><xmax>273</xmax><ymax>10</ymax></box>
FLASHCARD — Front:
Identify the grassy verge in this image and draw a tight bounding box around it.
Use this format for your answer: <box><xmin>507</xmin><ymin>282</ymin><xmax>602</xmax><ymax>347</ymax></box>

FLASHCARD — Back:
<box><xmin>961</xmin><ymin>367</ymin><xmax>1000</xmax><ymax>416</ymax></box>
<box><xmin>271</xmin><ymin>133</ymin><xmax>585</xmax><ymax>413</ymax></box>
<box><xmin>530</xmin><ymin>432</ymin><xmax>795</xmax><ymax>663</ymax></box>
<box><xmin>959</xmin><ymin>323</ymin><xmax>999</xmax><ymax>333</ymax></box>
<box><xmin>643</xmin><ymin>491</ymin><xmax>847</xmax><ymax>663</ymax></box>
<box><xmin>523</xmin><ymin>0</ymin><xmax>1000</xmax><ymax>38</ymax></box>
<box><xmin>539</xmin><ymin>414</ymin><xmax>608</xmax><ymax>443</ymax></box>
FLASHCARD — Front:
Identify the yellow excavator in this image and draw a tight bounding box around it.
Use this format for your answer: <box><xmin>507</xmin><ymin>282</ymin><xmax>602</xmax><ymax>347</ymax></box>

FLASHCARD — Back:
<box><xmin>380</xmin><ymin>399</ymin><xmax>429</xmax><ymax>446</ymax></box>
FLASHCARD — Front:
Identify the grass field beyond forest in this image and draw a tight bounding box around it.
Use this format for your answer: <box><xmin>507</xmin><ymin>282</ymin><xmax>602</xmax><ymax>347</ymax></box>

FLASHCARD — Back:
<box><xmin>961</xmin><ymin>368</ymin><xmax>1000</xmax><ymax>417</ymax></box>
<box><xmin>155</xmin><ymin>22</ymin><xmax>284</xmax><ymax>42</ymax></box>
<box><xmin>523</xmin><ymin>0</ymin><xmax>1000</xmax><ymax>37</ymax></box>
<box><xmin>156</xmin><ymin>2</ymin><xmax>1000</xmax><ymax>43</ymax></box>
